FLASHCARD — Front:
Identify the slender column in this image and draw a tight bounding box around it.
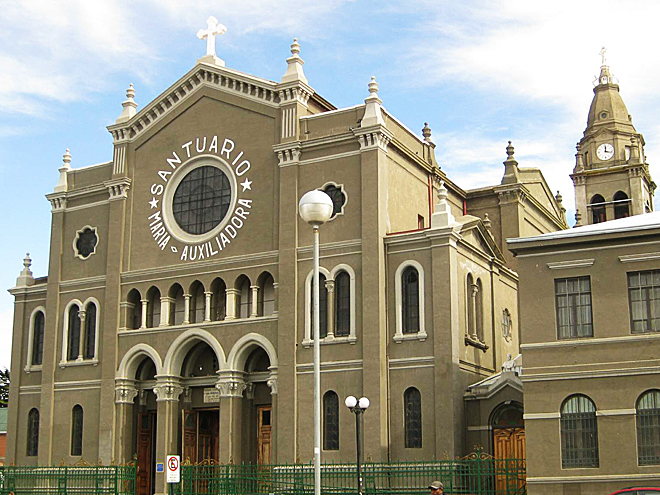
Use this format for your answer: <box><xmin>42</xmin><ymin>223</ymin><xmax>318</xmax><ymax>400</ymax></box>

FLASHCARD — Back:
<box><xmin>183</xmin><ymin>294</ymin><xmax>191</xmax><ymax>324</ymax></box>
<box><xmin>225</xmin><ymin>289</ymin><xmax>239</xmax><ymax>320</ymax></box>
<box><xmin>325</xmin><ymin>280</ymin><xmax>335</xmax><ymax>339</ymax></box>
<box><xmin>154</xmin><ymin>376</ymin><xmax>184</xmax><ymax>495</ymax></box>
<box><xmin>77</xmin><ymin>309</ymin><xmax>86</xmax><ymax>361</ymax></box>
<box><xmin>470</xmin><ymin>284</ymin><xmax>478</xmax><ymax>339</ymax></box>
<box><xmin>114</xmin><ymin>379</ymin><xmax>138</xmax><ymax>463</ymax></box>
<box><xmin>250</xmin><ymin>285</ymin><xmax>259</xmax><ymax>318</ymax></box>
<box><xmin>204</xmin><ymin>291</ymin><xmax>212</xmax><ymax>322</ymax></box>
<box><xmin>140</xmin><ymin>299</ymin><xmax>148</xmax><ymax>329</ymax></box>
<box><xmin>159</xmin><ymin>297</ymin><xmax>171</xmax><ymax>326</ymax></box>
<box><xmin>272</xmin><ymin>282</ymin><xmax>279</xmax><ymax>316</ymax></box>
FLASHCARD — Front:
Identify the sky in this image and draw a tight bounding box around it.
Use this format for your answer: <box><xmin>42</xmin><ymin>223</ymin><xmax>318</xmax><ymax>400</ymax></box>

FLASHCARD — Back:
<box><xmin>0</xmin><ymin>0</ymin><xmax>659</xmax><ymax>371</ymax></box>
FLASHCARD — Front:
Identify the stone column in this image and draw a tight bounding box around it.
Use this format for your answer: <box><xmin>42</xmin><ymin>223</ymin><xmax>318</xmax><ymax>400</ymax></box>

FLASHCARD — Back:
<box><xmin>204</xmin><ymin>291</ymin><xmax>212</xmax><ymax>322</ymax></box>
<box><xmin>216</xmin><ymin>371</ymin><xmax>247</xmax><ymax>463</ymax></box>
<box><xmin>250</xmin><ymin>286</ymin><xmax>259</xmax><ymax>318</ymax></box>
<box><xmin>325</xmin><ymin>280</ymin><xmax>335</xmax><ymax>339</ymax></box>
<box><xmin>225</xmin><ymin>289</ymin><xmax>239</xmax><ymax>320</ymax></box>
<box><xmin>77</xmin><ymin>309</ymin><xmax>86</xmax><ymax>361</ymax></box>
<box><xmin>114</xmin><ymin>379</ymin><xmax>138</xmax><ymax>463</ymax></box>
<box><xmin>183</xmin><ymin>294</ymin><xmax>191</xmax><ymax>324</ymax></box>
<box><xmin>140</xmin><ymin>299</ymin><xmax>148</xmax><ymax>329</ymax></box>
<box><xmin>159</xmin><ymin>297</ymin><xmax>171</xmax><ymax>327</ymax></box>
<box><xmin>470</xmin><ymin>283</ymin><xmax>479</xmax><ymax>340</ymax></box>
<box><xmin>154</xmin><ymin>376</ymin><xmax>183</xmax><ymax>495</ymax></box>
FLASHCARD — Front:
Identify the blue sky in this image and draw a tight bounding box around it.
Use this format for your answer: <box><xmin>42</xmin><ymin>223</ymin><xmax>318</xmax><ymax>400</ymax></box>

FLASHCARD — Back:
<box><xmin>1</xmin><ymin>0</ymin><xmax>658</xmax><ymax>370</ymax></box>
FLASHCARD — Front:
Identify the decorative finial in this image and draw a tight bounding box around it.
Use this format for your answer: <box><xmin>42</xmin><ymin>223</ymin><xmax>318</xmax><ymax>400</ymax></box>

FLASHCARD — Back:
<box><xmin>483</xmin><ymin>213</ymin><xmax>492</xmax><ymax>232</ymax></box>
<box><xmin>422</xmin><ymin>122</ymin><xmax>432</xmax><ymax>142</ymax></box>
<box><xmin>368</xmin><ymin>76</ymin><xmax>379</xmax><ymax>96</ymax></box>
<box><xmin>431</xmin><ymin>180</ymin><xmax>457</xmax><ymax>229</ymax></box>
<box><xmin>54</xmin><ymin>148</ymin><xmax>71</xmax><ymax>193</ymax></box>
<box><xmin>501</xmin><ymin>141</ymin><xmax>520</xmax><ymax>185</ymax></box>
<box><xmin>15</xmin><ymin>252</ymin><xmax>35</xmax><ymax>288</ymax></box>
<box><xmin>574</xmin><ymin>210</ymin><xmax>582</xmax><ymax>227</ymax></box>
<box><xmin>437</xmin><ymin>180</ymin><xmax>448</xmax><ymax>202</ymax></box>
<box><xmin>361</xmin><ymin>76</ymin><xmax>384</xmax><ymax>127</ymax></box>
<box><xmin>506</xmin><ymin>141</ymin><xmax>515</xmax><ymax>159</ymax></box>
<box><xmin>281</xmin><ymin>37</ymin><xmax>307</xmax><ymax>84</ymax></box>
<box><xmin>23</xmin><ymin>253</ymin><xmax>31</xmax><ymax>271</ymax></box>
<box><xmin>62</xmin><ymin>149</ymin><xmax>72</xmax><ymax>169</ymax></box>
<box><xmin>600</xmin><ymin>46</ymin><xmax>607</xmax><ymax>66</ymax></box>
<box><xmin>116</xmin><ymin>84</ymin><xmax>138</xmax><ymax>124</ymax></box>
<box><xmin>555</xmin><ymin>191</ymin><xmax>563</xmax><ymax>204</ymax></box>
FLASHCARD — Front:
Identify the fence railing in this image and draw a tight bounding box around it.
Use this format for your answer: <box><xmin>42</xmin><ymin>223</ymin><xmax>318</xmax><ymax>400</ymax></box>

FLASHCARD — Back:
<box><xmin>0</xmin><ymin>465</ymin><xmax>136</xmax><ymax>495</ymax></box>
<box><xmin>173</xmin><ymin>457</ymin><xmax>526</xmax><ymax>495</ymax></box>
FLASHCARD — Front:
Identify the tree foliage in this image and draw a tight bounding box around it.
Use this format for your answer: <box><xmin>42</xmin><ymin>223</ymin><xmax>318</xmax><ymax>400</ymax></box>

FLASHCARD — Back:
<box><xmin>0</xmin><ymin>368</ymin><xmax>9</xmax><ymax>407</ymax></box>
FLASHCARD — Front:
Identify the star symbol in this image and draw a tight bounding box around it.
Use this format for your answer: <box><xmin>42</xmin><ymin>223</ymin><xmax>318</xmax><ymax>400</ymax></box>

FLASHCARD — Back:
<box><xmin>240</xmin><ymin>178</ymin><xmax>252</xmax><ymax>191</ymax></box>
<box><xmin>149</xmin><ymin>197</ymin><xmax>159</xmax><ymax>209</ymax></box>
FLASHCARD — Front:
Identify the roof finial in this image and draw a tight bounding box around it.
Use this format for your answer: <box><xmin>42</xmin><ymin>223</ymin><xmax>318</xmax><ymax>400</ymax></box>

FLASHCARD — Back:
<box><xmin>483</xmin><ymin>213</ymin><xmax>492</xmax><ymax>233</ymax></box>
<box><xmin>431</xmin><ymin>180</ymin><xmax>457</xmax><ymax>229</ymax></box>
<box><xmin>116</xmin><ymin>83</ymin><xmax>138</xmax><ymax>124</ymax></box>
<box><xmin>54</xmin><ymin>148</ymin><xmax>71</xmax><ymax>193</ymax></box>
<box><xmin>197</xmin><ymin>16</ymin><xmax>227</xmax><ymax>66</ymax></box>
<box><xmin>600</xmin><ymin>46</ymin><xmax>607</xmax><ymax>66</ymax></box>
<box><xmin>506</xmin><ymin>140</ymin><xmax>515</xmax><ymax>159</ymax></box>
<box><xmin>361</xmin><ymin>76</ymin><xmax>384</xmax><ymax>127</ymax></box>
<box><xmin>422</xmin><ymin>122</ymin><xmax>432</xmax><ymax>143</ymax></box>
<box><xmin>281</xmin><ymin>37</ymin><xmax>308</xmax><ymax>84</ymax></box>
<box><xmin>15</xmin><ymin>252</ymin><xmax>35</xmax><ymax>288</ymax></box>
<box><xmin>501</xmin><ymin>141</ymin><xmax>520</xmax><ymax>185</ymax></box>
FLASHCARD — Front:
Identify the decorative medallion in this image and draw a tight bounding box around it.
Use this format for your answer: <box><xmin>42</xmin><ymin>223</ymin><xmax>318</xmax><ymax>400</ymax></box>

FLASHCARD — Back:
<box><xmin>73</xmin><ymin>226</ymin><xmax>99</xmax><ymax>260</ymax></box>
<box><xmin>147</xmin><ymin>136</ymin><xmax>254</xmax><ymax>261</ymax></box>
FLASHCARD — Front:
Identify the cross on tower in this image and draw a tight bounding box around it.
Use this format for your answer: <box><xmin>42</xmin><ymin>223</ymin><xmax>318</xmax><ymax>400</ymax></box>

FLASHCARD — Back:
<box><xmin>600</xmin><ymin>46</ymin><xmax>607</xmax><ymax>66</ymax></box>
<box><xmin>197</xmin><ymin>16</ymin><xmax>227</xmax><ymax>57</ymax></box>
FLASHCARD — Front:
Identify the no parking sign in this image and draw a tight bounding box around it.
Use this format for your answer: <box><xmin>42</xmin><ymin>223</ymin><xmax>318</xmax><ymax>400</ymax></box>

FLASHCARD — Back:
<box><xmin>166</xmin><ymin>455</ymin><xmax>180</xmax><ymax>483</ymax></box>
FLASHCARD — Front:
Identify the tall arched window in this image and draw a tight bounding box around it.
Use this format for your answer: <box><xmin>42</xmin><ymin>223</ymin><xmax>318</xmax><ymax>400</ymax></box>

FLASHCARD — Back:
<box><xmin>190</xmin><ymin>281</ymin><xmax>206</xmax><ymax>323</ymax></box>
<box><xmin>84</xmin><ymin>303</ymin><xmax>96</xmax><ymax>359</ymax></box>
<box><xmin>259</xmin><ymin>273</ymin><xmax>275</xmax><ymax>317</ymax></box>
<box><xmin>614</xmin><ymin>191</ymin><xmax>630</xmax><ymax>219</ymax></box>
<box><xmin>560</xmin><ymin>395</ymin><xmax>599</xmax><ymax>468</ymax></box>
<box><xmin>146</xmin><ymin>287</ymin><xmax>161</xmax><ymax>328</ymax></box>
<box><xmin>71</xmin><ymin>405</ymin><xmax>83</xmax><ymax>456</ymax></box>
<box><xmin>335</xmin><ymin>271</ymin><xmax>350</xmax><ymax>337</ymax></box>
<box><xmin>637</xmin><ymin>390</ymin><xmax>660</xmax><ymax>465</ymax></box>
<box><xmin>31</xmin><ymin>311</ymin><xmax>45</xmax><ymax>366</ymax></box>
<box><xmin>67</xmin><ymin>305</ymin><xmax>81</xmax><ymax>361</ymax></box>
<box><xmin>169</xmin><ymin>284</ymin><xmax>185</xmax><ymax>325</ymax></box>
<box><xmin>402</xmin><ymin>267</ymin><xmax>420</xmax><ymax>334</ymax></box>
<box><xmin>238</xmin><ymin>277</ymin><xmax>252</xmax><ymax>319</ymax></box>
<box><xmin>210</xmin><ymin>278</ymin><xmax>227</xmax><ymax>321</ymax></box>
<box><xmin>310</xmin><ymin>274</ymin><xmax>328</xmax><ymax>338</ymax></box>
<box><xmin>476</xmin><ymin>278</ymin><xmax>484</xmax><ymax>341</ymax></box>
<box><xmin>404</xmin><ymin>387</ymin><xmax>422</xmax><ymax>448</ymax></box>
<box><xmin>590</xmin><ymin>194</ymin><xmax>606</xmax><ymax>224</ymax></box>
<box><xmin>323</xmin><ymin>391</ymin><xmax>339</xmax><ymax>450</ymax></box>
<box><xmin>467</xmin><ymin>274</ymin><xmax>476</xmax><ymax>337</ymax></box>
<box><xmin>127</xmin><ymin>289</ymin><xmax>141</xmax><ymax>330</ymax></box>
<box><xmin>27</xmin><ymin>408</ymin><xmax>39</xmax><ymax>456</ymax></box>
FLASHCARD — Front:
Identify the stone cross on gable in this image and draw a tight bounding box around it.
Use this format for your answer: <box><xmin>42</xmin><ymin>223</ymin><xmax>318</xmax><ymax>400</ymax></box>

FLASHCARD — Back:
<box><xmin>600</xmin><ymin>46</ymin><xmax>607</xmax><ymax>65</ymax></box>
<box><xmin>197</xmin><ymin>16</ymin><xmax>227</xmax><ymax>57</ymax></box>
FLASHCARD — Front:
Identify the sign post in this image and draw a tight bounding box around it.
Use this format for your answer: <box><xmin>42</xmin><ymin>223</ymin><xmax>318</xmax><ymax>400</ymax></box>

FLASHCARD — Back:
<box><xmin>166</xmin><ymin>455</ymin><xmax>180</xmax><ymax>494</ymax></box>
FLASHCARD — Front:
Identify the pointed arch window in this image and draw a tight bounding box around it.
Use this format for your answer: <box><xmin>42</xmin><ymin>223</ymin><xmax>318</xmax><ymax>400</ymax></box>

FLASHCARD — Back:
<box><xmin>637</xmin><ymin>390</ymin><xmax>660</xmax><ymax>465</ymax></box>
<box><xmin>404</xmin><ymin>387</ymin><xmax>422</xmax><ymax>448</ymax></box>
<box><xmin>27</xmin><ymin>408</ymin><xmax>39</xmax><ymax>456</ymax></box>
<box><xmin>402</xmin><ymin>267</ymin><xmax>420</xmax><ymax>334</ymax></box>
<box><xmin>67</xmin><ymin>305</ymin><xmax>81</xmax><ymax>361</ymax></box>
<box><xmin>31</xmin><ymin>311</ymin><xmax>45</xmax><ymax>366</ymax></box>
<box><xmin>335</xmin><ymin>271</ymin><xmax>350</xmax><ymax>337</ymax></box>
<box><xmin>323</xmin><ymin>391</ymin><xmax>339</xmax><ymax>450</ymax></box>
<box><xmin>84</xmin><ymin>303</ymin><xmax>96</xmax><ymax>359</ymax></box>
<box><xmin>560</xmin><ymin>395</ymin><xmax>599</xmax><ymax>468</ymax></box>
<box><xmin>71</xmin><ymin>405</ymin><xmax>83</xmax><ymax>456</ymax></box>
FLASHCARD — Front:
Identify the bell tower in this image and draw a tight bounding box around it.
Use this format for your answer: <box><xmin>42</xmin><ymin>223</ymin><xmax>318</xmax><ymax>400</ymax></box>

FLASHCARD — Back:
<box><xmin>572</xmin><ymin>49</ymin><xmax>655</xmax><ymax>226</ymax></box>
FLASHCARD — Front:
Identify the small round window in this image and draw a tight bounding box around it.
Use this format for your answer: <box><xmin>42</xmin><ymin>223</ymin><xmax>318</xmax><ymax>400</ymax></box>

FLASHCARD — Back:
<box><xmin>600</xmin><ymin>112</ymin><xmax>608</xmax><ymax>119</ymax></box>
<box><xmin>172</xmin><ymin>166</ymin><xmax>232</xmax><ymax>235</ymax></box>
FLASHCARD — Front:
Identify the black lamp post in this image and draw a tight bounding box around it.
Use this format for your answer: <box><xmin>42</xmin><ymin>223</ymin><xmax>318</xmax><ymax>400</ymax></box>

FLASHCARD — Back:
<box><xmin>345</xmin><ymin>395</ymin><xmax>370</xmax><ymax>495</ymax></box>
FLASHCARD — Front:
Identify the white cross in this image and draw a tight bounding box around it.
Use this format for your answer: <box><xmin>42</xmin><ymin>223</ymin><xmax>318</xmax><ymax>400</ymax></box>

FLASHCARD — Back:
<box><xmin>197</xmin><ymin>16</ymin><xmax>227</xmax><ymax>57</ymax></box>
<box><xmin>600</xmin><ymin>46</ymin><xmax>607</xmax><ymax>65</ymax></box>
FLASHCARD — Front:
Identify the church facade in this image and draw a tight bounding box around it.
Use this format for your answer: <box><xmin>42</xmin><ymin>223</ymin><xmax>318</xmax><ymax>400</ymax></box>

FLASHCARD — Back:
<box><xmin>7</xmin><ymin>30</ymin><xmax>566</xmax><ymax>495</ymax></box>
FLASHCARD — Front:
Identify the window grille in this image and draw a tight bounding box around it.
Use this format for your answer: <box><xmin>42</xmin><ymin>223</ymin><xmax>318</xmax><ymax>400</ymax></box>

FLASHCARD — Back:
<box><xmin>335</xmin><ymin>272</ymin><xmax>350</xmax><ymax>337</ymax></box>
<box><xmin>637</xmin><ymin>390</ymin><xmax>660</xmax><ymax>465</ymax></box>
<box><xmin>84</xmin><ymin>304</ymin><xmax>96</xmax><ymax>359</ymax></box>
<box><xmin>402</xmin><ymin>267</ymin><xmax>420</xmax><ymax>334</ymax></box>
<box><xmin>71</xmin><ymin>405</ymin><xmax>83</xmax><ymax>456</ymax></box>
<box><xmin>323</xmin><ymin>391</ymin><xmax>339</xmax><ymax>450</ymax></box>
<box><xmin>322</xmin><ymin>184</ymin><xmax>346</xmax><ymax>218</ymax></box>
<box><xmin>404</xmin><ymin>387</ymin><xmax>422</xmax><ymax>448</ymax></box>
<box><xmin>27</xmin><ymin>408</ymin><xmax>39</xmax><ymax>456</ymax></box>
<box><xmin>628</xmin><ymin>270</ymin><xmax>660</xmax><ymax>333</ymax></box>
<box><xmin>32</xmin><ymin>311</ymin><xmax>45</xmax><ymax>366</ymax></box>
<box><xmin>67</xmin><ymin>305</ymin><xmax>81</xmax><ymax>360</ymax></box>
<box><xmin>555</xmin><ymin>277</ymin><xmax>593</xmax><ymax>339</ymax></box>
<box><xmin>560</xmin><ymin>395</ymin><xmax>599</xmax><ymax>468</ymax></box>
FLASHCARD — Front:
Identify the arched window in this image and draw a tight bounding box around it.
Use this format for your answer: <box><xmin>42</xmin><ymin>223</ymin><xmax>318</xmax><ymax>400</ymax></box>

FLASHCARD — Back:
<box><xmin>476</xmin><ymin>278</ymin><xmax>484</xmax><ymax>341</ymax></box>
<box><xmin>560</xmin><ymin>395</ymin><xmax>599</xmax><ymax>468</ymax></box>
<box><xmin>404</xmin><ymin>387</ymin><xmax>422</xmax><ymax>448</ymax></box>
<box><xmin>71</xmin><ymin>405</ymin><xmax>83</xmax><ymax>456</ymax></box>
<box><xmin>146</xmin><ymin>287</ymin><xmax>161</xmax><ymax>328</ymax></box>
<box><xmin>590</xmin><ymin>194</ymin><xmax>606</xmax><ymax>224</ymax></box>
<box><xmin>127</xmin><ymin>289</ymin><xmax>141</xmax><ymax>330</ymax></box>
<box><xmin>190</xmin><ymin>281</ymin><xmax>205</xmax><ymax>323</ymax></box>
<box><xmin>259</xmin><ymin>273</ymin><xmax>275</xmax><ymax>317</ymax></box>
<box><xmin>323</xmin><ymin>391</ymin><xmax>339</xmax><ymax>450</ymax></box>
<box><xmin>402</xmin><ymin>267</ymin><xmax>420</xmax><ymax>334</ymax></box>
<box><xmin>169</xmin><ymin>284</ymin><xmax>185</xmax><ymax>325</ymax></box>
<box><xmin>614</xmin><ymin>191</ymin><xmax>630</xmax><ymax>219</ymax></box>
<box><xmin>67</xmin><ymin>304</ymin><xmax>81</xmax><ymax>361</ymax></box>
<box><xmin>210</xmin><ymin>278</ymin><xmax>227</xmax><ymax>321</ymax></box>
<box><xmin>84</xmin><ymin>303</ymin><xmax>96</xmax><ymax>359</ymax></box>
<box><xmin>27</xmin><ymin>408</ymin><xmax>39</xmax><ymax>456</ymax></box>
<box><xmin>310</xmin><ymin>274</ymin><xmax>328</xmax><ymax>339</ymax></box>
<box><xmin>31</xmin><ymin>311</ymin><xmax>45</xmax><ymax>366</ymax></box>
<box><xmin>637</xmin><ymin>390</ymin><xmax>660</xmax><ymax>465</ymax></box>
<box><xmin>238</xmin><ymin>277</ymin><xmax>252</xmax><ymax>319</ymax></box>
<box><xmin>335</xmin><ymin>271</ymin><xmax>350</xmax><ymax>337</ymax></box>
<box><xmin>467</xmin><ymin>274</ymin><xmax>476</xmax><ymax>337</ymax></box>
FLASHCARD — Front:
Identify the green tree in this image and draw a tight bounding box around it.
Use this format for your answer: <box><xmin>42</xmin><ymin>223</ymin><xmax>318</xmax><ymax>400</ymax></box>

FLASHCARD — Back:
<box><xmin>0</xmin><ymin>368</ymin><xmax>9</xmax><ymax>407</ymax></box>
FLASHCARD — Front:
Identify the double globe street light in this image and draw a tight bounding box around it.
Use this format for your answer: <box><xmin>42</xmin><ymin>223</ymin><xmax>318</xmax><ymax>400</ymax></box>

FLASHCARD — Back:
<box><xmin>345</xmin><ymin>396</ymin><xmax>370</xmax><ymax>495</ymax></box>
<box><xmin>298</xmin><ymin>190</ymin><xmax>334</xmax><ymax>495</ymax></box>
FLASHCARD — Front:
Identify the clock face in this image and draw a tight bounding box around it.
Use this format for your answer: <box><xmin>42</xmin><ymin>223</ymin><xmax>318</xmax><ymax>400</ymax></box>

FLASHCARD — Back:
<box><xmin>597</xmin><ymin>143</ymin><xmax>614</xmax><ymax>161</ymax></box>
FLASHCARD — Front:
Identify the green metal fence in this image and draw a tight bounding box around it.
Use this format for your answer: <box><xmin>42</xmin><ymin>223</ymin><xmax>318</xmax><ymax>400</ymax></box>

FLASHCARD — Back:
<box><xmin>0</xmin><ymin>465</ymin><xmax>136</xmax><ymax>495</ymax></box>
<box><xmin>173</xmin><ymin>458</ymin><xmax>526</xmax><ymax>495</ymax></box>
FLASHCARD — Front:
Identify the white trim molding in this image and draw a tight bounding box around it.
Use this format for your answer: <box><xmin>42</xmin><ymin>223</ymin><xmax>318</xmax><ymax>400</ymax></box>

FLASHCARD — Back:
<box><xmin>619</xmin><ymin>252</ymin><xmax>660</xmax><ymax>263</ymax></box>
<box><xmin>393</xmin><ymin>260</ymin><xmax>427</xmax><ymax>343</ymax></box>
<box><xmin>547</xmin><ymin>259</ymin><xmax>594</xmax><ymax>270</ymax></box>
<box><xmin>523</xmin><ymin>412</ymin><xmax>561</xmax><ymax>420</ymax></box>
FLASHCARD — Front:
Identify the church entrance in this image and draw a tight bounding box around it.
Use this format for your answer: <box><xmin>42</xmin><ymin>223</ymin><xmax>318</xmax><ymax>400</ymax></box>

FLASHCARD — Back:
<box><xmin>491</xmin><ymin>402</ymin><xmax>526</xmax><ymax>492</ymax></box>
<box><xmin>182</xmin><ymin>409</ymin><xmax>220</xmax><ymax>463</ymax></box>
<box><xmin>257</xmin><ymin>405</ymin><xmax>272</xmax><ymax>465</ymax></box>
<box><xmin>136</xmin><ymin>411</ymin><xmax>157</xmax><ymax>495</ymax></box>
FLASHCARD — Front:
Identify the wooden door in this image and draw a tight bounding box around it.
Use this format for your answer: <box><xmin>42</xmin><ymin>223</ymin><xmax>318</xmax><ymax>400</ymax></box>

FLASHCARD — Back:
<box><xmin>257</xmin><ymin>406</ymin><xmax>272</xmax><ymax>465</ymax></box>
<box><xmin>136</xmin><ymin>413</ymin><xmax>154</xmax><ymax>495</ymax></box>
<box><xmin>182</xmin><ymin>410</ymin><xmax>197</xmax><ymax>463</ymax></box>
<box><xmin>198</xmin><ymin>410</ymin><xmax>219</xmax><ymax>462</ymax></box>
<box><xmin>493</xmin><ymin>427</ymin><xmax>526</xmax><ymax>492</ymax></box>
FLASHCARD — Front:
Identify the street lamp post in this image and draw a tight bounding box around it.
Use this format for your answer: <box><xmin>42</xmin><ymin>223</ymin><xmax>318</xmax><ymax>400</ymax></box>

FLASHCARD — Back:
<box><xmin>345</xmin><ymin>396</ymin><xmax>370</xmax><ymax>495</ymax></box>
<box><xmin>299</xmin><ymin>190</ymin><xmax>334</xmax><ymax>495</ymax></box>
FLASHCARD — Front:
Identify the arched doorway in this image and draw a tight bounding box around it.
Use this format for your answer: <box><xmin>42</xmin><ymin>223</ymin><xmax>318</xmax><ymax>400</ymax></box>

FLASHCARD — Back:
<box><xmin>491</xmin><ymin>401</ymin><xmax>525</xmax><ymax>460</ymax></box>
<box><xmin>242</xmin><ymin>347</ymin><xmax>273</xmax><ymax>465</ymax></box>
<box><xmin>133</xmin><ymin>357</ymin><xmax>158</xmax><ymax>495</ymax></box>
